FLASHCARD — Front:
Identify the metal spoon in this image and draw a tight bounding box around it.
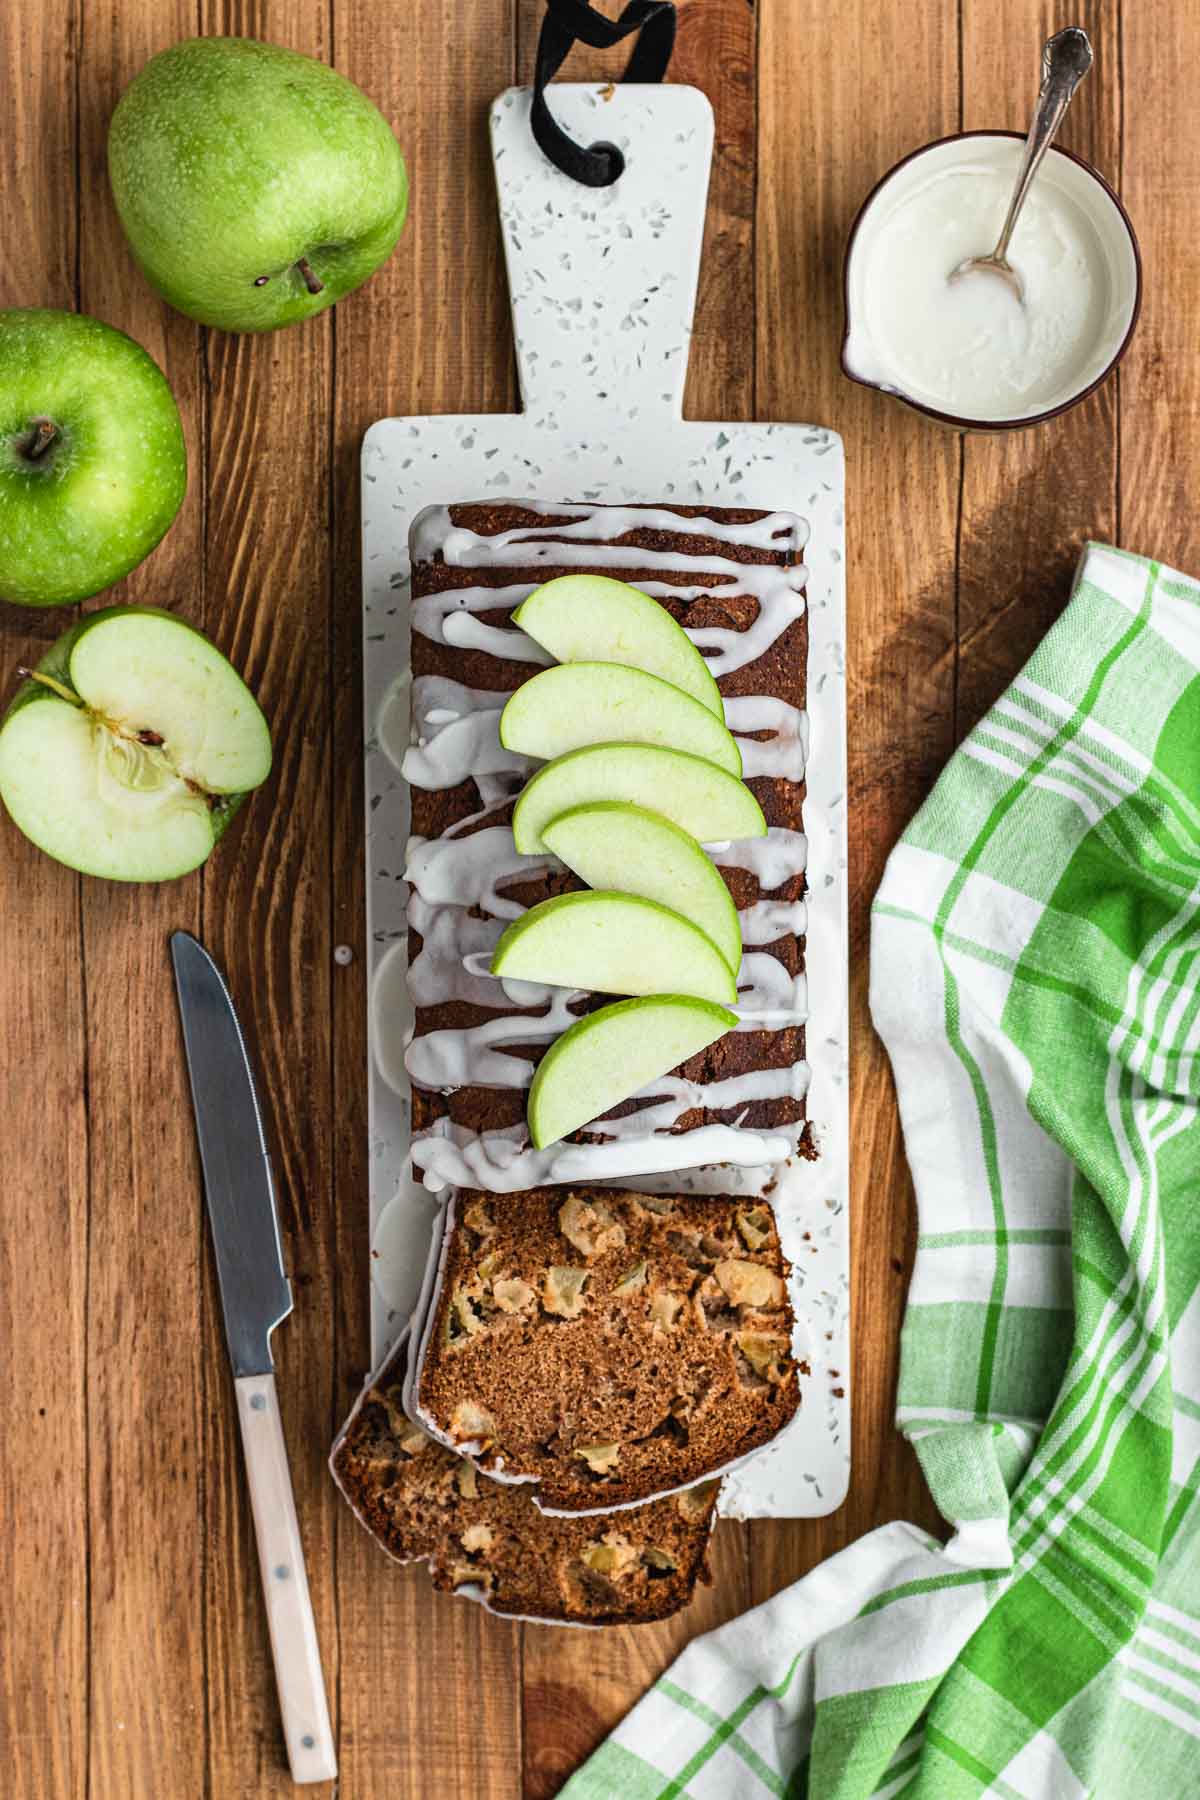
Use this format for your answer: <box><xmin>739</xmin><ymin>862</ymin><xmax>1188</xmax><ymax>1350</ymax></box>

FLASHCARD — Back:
<box><xmin>952</xmin><ymin>26</ymin><xmax>1093</xmax><ymax>302</ymax></box>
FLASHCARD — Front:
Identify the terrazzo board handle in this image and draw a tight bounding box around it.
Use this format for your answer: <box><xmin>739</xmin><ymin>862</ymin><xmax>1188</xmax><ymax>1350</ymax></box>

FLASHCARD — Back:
<box><xmin>491</xmin><ymin>82</ymin><xmax>713</xmax><ymax>422</ymax></box>
<box><xmin>234</xmin><ymin>1374</ymin><xmax>337</xmax><ymax>1784</ymax></box>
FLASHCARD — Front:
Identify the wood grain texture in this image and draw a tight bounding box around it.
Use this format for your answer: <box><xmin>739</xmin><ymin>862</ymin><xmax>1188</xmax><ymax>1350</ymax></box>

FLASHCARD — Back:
<box><xmin>196</xmin><ymin>0</ymin><xmax>341</xmax><ymax>1788</ymax></box>
<box><xmin>2</xmin><ymin>1</ymin><xmax>1196</xmax><ymax>1796</ymax></box>
<box><xmin>74</xmin><ymin>1</ymin><xmax>211</xmax><ymax>1794</ymax></box>
<box><xmin>1122</xmin><ymin>1</ymin><xmax>1200</xmax><ymax>575</ymax></box>
<box><xmin>0</xmin><ymin>7</ymin><xmax>88</xmax><ymax>1796</ymax></box>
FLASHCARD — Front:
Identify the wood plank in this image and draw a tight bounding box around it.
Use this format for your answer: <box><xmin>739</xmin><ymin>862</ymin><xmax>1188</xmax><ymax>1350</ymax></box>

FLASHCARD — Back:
<box><xmin>330</xmin><ymin>1</ymin><xmax>522</xmax><ymax>1795</ymax></box>
<box><xmin>750</xmin><ymin>0</ymin><xmax>959</xmax><ymax>1604</ymax></box>
<box><xmin>72</xmin><ymin>5</ymin><xmax>210</xmax><ymax>1795</ymax></box>
<box><xmin>1122</xmin><ymin>4</ymin><xmax>1200</xmax><ymax>574</ymax></box>
<box><xmin>0</xmin><ymin>5</ymin><xmax>88</xmax><ymax>1795</ymax></box>
<box><xmin>193</xmin><ymin>2</ymin><xmax>341</xmax><ymax>1790</ymax></box>
<box><xmin>956</xmin><ymin>0</ymin><xmax>1121</xmax><ymax>741</ymax></box>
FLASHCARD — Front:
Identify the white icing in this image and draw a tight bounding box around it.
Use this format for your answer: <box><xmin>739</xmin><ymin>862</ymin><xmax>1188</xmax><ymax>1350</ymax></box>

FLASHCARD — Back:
<box><xmin>406</xmin><ymin>898</ymin><xmax>507</xmax><ymax>1008</ymax></box>
<box><xmin>402</xmin><ymin>676</ymin><xmax>531</xmax><ymax>796</ymax></box>
<box><xmin>412</xmin><ymin>501</ymin><xmax>808</xmax><ymax>680</ymax></box>
<box><xmin>398</xmin><ymin>502</ymin><xmax>812</xmax><ymax>1185</ymax></box>
<box><xmin>406</xmin><ymin>988</ymin><xmax>580</xmax><ymax>1090</ymax></box>
<box><xmin>714</xmin><ymin>828</ymin><xmax>808</xmax><ymax>892</ymax></box>
<box><xmin>443</xmin><ymin>609</ymin><xmax>554</xmax><ymax>664</ymax></box>
<box><xmin>736</xmin><ymin>957</ymin><xmax>808</xmax><ymax>1031</ymax></box>
<box><xmin>740</xmin><ymin>897</ymin><xmax>809</xmax><ymax>944</ymax></box>
<box><xmin>410</xmin><ymin>1116</ymin><xmax>800</xmax><ymax>1194</ymax></box>
<box><xmin>405</xmin><ymin>824</ymin><xmax>558</xmax><ymax>920</ymax></box>
<box><xmin>725</xmin><ymin>696</ymin><xmax>809</xmax><ymax>782</ymax></box>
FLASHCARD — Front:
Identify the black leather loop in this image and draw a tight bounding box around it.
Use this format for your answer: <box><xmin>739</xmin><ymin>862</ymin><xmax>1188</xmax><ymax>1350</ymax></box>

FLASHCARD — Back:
<box><xmin>531</xmin><ymin>0</ymin><xmax>676</xmax><ymax>187</ymax></box>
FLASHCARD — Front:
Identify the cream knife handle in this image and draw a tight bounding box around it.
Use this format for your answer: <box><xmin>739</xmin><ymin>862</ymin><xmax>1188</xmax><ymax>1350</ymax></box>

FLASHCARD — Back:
<box><xmin>234</xmin><ymin>1374</ymin><xmax>337</xmax><ymax>1784</ymax></box>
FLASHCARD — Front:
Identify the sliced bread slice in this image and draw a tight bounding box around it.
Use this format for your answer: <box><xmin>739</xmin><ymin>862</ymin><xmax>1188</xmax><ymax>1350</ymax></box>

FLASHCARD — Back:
<box><xmin>331</xmin><ymin>1334</ymin><xmax>719</xmax><ymax>1627</ymax></box>
<box><xmin>407</xmin><ymin>1187</ymin><xmax>801</xmax><ymax>1513</ymax></box>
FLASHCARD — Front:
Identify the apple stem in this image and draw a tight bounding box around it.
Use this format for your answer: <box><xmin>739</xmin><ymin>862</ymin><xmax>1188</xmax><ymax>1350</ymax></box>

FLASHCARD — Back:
<box><xmin>295</xmin><ymin>257</ymin><xmax>324</xmax><ymax>295</ymax></box>
<box><xmin>18</xmin><ymin>667</ymin><xmax>81</xmax><ymax>705</ymax></box>
<box><xmin>20</xmin><ymin>417</ymin><xmax>58</xmax><ymax>461</ymax></box>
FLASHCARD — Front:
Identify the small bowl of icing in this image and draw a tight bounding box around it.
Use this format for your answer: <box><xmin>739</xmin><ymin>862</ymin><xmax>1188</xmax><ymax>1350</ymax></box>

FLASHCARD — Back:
<box><xmin>841</xmin><ymin>131</ymin><xmax>1141</xmax><ymax>430</ymax></box>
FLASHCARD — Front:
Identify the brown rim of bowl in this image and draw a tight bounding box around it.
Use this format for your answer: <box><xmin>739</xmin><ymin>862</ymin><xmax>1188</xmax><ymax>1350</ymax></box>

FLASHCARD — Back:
<box><xmin>839</xmin><ymin>129</ymin><xmax>1144</xmax><ymax>433</ymax></box>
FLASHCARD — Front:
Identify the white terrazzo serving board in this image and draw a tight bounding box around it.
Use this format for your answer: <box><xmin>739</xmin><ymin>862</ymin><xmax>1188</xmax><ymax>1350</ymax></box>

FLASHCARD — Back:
<box><xmin>362</xmin><ymin>83</ymin><xmax>849</xmax><ymax>1518</ymax></box>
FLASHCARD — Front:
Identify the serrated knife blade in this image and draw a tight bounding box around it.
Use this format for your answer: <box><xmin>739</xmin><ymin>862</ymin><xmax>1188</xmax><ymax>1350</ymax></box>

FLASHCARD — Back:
<box><xmin>170</xmin><ymin>930</ymin><xmax>336</xmax><ymax>1784</ymax></box>
<box><xmin>170</xmin><ymin>929</ymin><xmax>292</xmax><ymax>1377</ymax></box>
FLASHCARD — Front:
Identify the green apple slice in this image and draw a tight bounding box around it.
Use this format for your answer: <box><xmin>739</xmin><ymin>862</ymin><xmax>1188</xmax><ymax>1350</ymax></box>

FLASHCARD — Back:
<box><xmin>490</xmin><ymin>890</ymin><xmax>736</xmax><ymax>1005</ymax></box>
<box><xmin>0</xmin><ymin>606</ymin><xmax>271</xmax><ymax>881</ymax></box>
<box><xmin>512</xmin><ymin>574</ymin><xmax>723</xmax><ymax>718</ymax></box>
<box><xmin>513</xmin><ymin>742</ymin><xmax>765</xmax><ymax>855</ymax></box>
<box><xmin>500</xmin><ymin>661</ymin><xmax>740</xmax><ymax>774</ymax></box>
<box><xmin>542</xmin><ymin>802</ymin><xmax>742</xmax><ymax>976</ymax></box>
<box><xmin>528</xmin><ymin>993</ymin><xmax>737</xmax><ymax>1149</ymax></box>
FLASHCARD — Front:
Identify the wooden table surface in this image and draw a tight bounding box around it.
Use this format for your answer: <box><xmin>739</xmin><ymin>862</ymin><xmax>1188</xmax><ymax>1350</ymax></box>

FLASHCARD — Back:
<box><xmin>3</xmin><ymin>0</ymin><xmax>1196</xmax><ymax>1794</ymax></box>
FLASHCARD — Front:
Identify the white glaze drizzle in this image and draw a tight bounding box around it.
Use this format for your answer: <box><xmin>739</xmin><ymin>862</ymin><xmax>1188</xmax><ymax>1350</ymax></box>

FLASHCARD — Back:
<box><xmin>405</xmin><ymin>952</ymin><xmax>807</xmax><ymax>1095</ymax></box>
<box><xmin>740</xmin><ymin>898</ymin><xmax>809</xmax><ymax>944</ymax></box>
<box><xmin>405</xmin><ymin>824</ymin><xmax>558</xmax><ymax>920</ymax></box>
<box><xmin>402</xmin><ymin>676</ymin><xmax>533</xmax><ymax>797</ymax></box>
<box><xmin>400</xmin><ymin>502</ymin><xmax>811</xmax><ymax>1184</ymax></box>
<box><xmin>725</xmin><ymin>696</ymin><xmax>810</xmax><ymax>782</ymax></box>
<box><xmin>409</xmin><ymin>1116</ymin><xmax>801</xmax><ymax>1195</ymax></box>
<box><xmin>406</xmin><ymin>987</ymin><xmax>582</xmax><ymax>1090</ymax></box>
<box><xmin>411</xmin><ymin>501</ymin><xmax>809</xmax><ymax>680</ymax></box>
<box><xmin>406</xmin><ymin>899</ymin><xmax>506</xmax><ymax>1008</ymax></box>
<box><xmin>713</xmin><ymin>828</ymin><xmax>808</xmax><ymax>890</ymax></box>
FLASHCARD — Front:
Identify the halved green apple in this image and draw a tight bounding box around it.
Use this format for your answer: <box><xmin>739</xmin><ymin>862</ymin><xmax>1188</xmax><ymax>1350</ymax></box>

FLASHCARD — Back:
<box><xmin>512</xmin><ymin>573</ymin><xmax>722</xmax><ymax>718</ymax></box>
<box><xmin>527</xmin><ymin>993</ymin><xmax>737</xmax><ymax>1149</ymax></box>
<box><xmin>512</xmin><ymin>742</ymin><xmax>765</xmax><ymax>855</ymax></box>
<box><xmin>500</xmin><ymin>662</ymin><xmax>740</xmax><ymax>774</ymax></box>
<box><xmin>0</xmin><ymin>606</ymin><xmax>271</xmax><ymax>881</ymax></box>
<box><xmin>490</xmin><ymin>889</ymin><xmax>736</xmax><ymax>1004</ymax></box>
<box><xmin>541</xmin><ymin>802</ymin><xmax>742</xmax><ymax>976</ymax></box>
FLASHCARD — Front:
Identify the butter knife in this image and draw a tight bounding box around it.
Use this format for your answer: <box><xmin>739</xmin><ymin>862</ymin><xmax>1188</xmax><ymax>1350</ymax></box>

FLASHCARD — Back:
<box><xmin>171</xmin><ymin>931</ymin><xmax>337</xmax><ymax>1786</ymax></box>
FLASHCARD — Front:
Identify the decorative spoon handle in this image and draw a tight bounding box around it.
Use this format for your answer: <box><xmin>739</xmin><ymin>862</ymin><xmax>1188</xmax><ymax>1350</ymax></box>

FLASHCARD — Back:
<box><xmin>992</xmin><ymin>27</ymin><xmax>1093</xmax><ymax>265</ymax></box>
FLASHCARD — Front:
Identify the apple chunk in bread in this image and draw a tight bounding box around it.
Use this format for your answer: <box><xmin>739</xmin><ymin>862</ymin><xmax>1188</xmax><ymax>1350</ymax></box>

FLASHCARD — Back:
<box><xmin>541</xmin><ymin>802</ymin><xmax>742</xmax><ymax>977</ymax></box>
<box><xmin>527</xmin><ymin>993</ymin><xmax>738</xmax><ymax>1149</ymax></box>
<box><xmin>490</xmin><ymin>890</ymin><xmax>737</xmax><ymax>1005</ymax></box>
<box><xmin>0</xmin><ymin>607</ymin><xmax>271</xmax><ymax>881</ymax></box>
<box><xmin>512</xmin><ymin>743</ymin><xmax>765</xmax><ymax>856</ymax></box>
<box><xmin>512</xmin><ymin>573</ymin><xmax>723</xmax><ymax>718</ymax></box>
<box><xmin>500</xmin><ymin>662</ymin><xmax>740</xmax><ymax>775</ymax></box>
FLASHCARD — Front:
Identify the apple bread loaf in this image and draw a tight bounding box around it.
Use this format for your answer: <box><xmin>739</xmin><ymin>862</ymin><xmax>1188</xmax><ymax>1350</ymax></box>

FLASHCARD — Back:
<box><xmin>406</xmin><ymin>1187</ymin><xmax>801</xmax><ymax>1513</ymax></box>
<box><xmin>402</xmin><ymin>500</ymin><xmax>811</xmax><ymax>1195</ymax></box>
<box><xmin>332</xmin><ymin>1335</ymin><xmax>719</xmax><ymax>1626</ymax></box>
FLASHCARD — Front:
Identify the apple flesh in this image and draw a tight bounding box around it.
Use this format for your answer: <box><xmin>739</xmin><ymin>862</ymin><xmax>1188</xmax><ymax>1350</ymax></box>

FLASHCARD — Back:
<box><xmin>527</xmin><ymin>994</ymin><xmax>738</xmax><ymax>1149</ymax></box>
<box><xmin>0</xmin><ymin>310</ymin><xmax>186</xmax><ymax>608</ymax></box>
<box><xmin>513</xmin><ymin>573</ymin><xmax>723</xmax><ymax>717</ymax></box>
<box><xmin>500</xmin><ymin>662</ymin><xmax>740</xmax><ymax>774</ymax></box>
<box><xmin>541</xmin><ymin>802</ymin><xmax>742</xmax><ymax>976</ymax></box>
<box><xmin>0</xmin><ymin>608</ymin><xmax>271</xmax><ymax>881</ymax></box>
<box><xmin>108</xmin><ymin>38</ymin><xmax>408</xmax><ymax>333</ymax></box>
<box><xmin>513</xmin><ymin>742</ymin><xmax>765</xmax><ymax>855</ymax></box>
<box><xmin>490</xmin><ymin>890</ymin><xmax>736</xmax><ymax>1005</ymax></box>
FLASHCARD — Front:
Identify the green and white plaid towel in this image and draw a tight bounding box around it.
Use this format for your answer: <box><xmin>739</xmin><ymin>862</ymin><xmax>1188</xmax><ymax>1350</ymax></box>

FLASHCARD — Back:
<box><xmin>563</xmin><ymin>544</ymin><xmax>1200</xmax><ymax>1799</ymax></box>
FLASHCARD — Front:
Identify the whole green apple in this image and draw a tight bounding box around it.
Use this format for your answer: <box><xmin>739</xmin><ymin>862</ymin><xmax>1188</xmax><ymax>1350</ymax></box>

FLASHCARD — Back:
<box><xmin>0</xmin><ymin>309</ymin><xmax>186</xmax><ymax>608</ymax></box>
<box><xmin>108</xmin><ymin>37</ymin><xmax>409</xmax><ymax>333</ymax></box>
